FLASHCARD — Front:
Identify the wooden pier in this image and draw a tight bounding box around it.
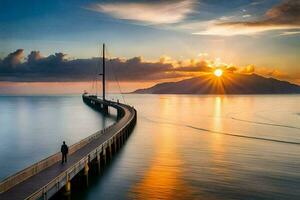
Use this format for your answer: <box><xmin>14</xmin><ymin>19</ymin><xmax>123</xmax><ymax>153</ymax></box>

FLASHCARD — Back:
<box><xmin>0</xmin><ymin>94</ymin><xmax>137</xmax><ymax>200</ymax></box>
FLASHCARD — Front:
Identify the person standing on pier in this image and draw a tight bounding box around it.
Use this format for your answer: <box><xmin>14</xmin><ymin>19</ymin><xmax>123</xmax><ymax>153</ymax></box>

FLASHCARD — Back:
<box><xmin>61</xmin><ymin>141</ymin><xmax>69</xmax><ymax>164</ymax></box>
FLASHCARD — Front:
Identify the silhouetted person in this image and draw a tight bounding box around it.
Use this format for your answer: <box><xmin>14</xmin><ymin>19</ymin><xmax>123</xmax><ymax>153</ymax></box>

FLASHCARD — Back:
<box><xmin>61</xmin><ymin>141</ymin><xmax>69</xmax><ymax>164</ymax></box>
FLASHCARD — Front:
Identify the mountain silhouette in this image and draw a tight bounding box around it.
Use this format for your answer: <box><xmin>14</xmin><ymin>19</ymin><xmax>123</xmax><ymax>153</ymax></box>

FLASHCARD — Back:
<box><xmin>134</xmin><ymin>73</ymin><xmax>300</xmax><ymax>94</ymax></box>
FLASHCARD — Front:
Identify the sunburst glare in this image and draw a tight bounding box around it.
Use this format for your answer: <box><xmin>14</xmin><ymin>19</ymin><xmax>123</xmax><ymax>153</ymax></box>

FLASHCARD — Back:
<box><xmin>214</xmin><ymin>69</ymin><xmax>223</xmax><ymax>77</ymax></box>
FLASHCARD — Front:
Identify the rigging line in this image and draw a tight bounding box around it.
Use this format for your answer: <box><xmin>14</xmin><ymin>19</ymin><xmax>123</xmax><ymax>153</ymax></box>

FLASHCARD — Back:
<box><xmin>92</xmin><ymin>55</ymin><xmax>99</xmax><ymax>94</ymax></box>
<box><xmin>92</xmin><ymin>48</ymin><xmax>99</xmax><ymax>95</ymax></box>
<box><xmin>97</xmin><ymin>47</ymin><xmax>101</xmax><ymax>96</ymax></box>
<box><xmin>113</xmin><ymin>63</ymin><xmax>126</xmax><ymax>104</ymax></box>
<box><xmin>91</xmin><ymin>78</ymin><xmax>94</xmax><ymax>93</ymax></box>
<box><xmin>107</xmin><ymin>52</ymin><xmax>112</xmax><ymax>101</ymax></box>
<box><xmin>104</xmin><ymin>45</ymin><xmax>112</xmax><ymax>101</ymax></box>
<box><xmin>97</xmin><ymin>45</ymin><xmax>104</xmax><ymax>97</ymax></box>
<box><xmin>89</xmin><ymin>58</ymin><xmax>95</xmax><ymax>94</ymax></box>
<box><xmin>106</xmin><ymin>47</ymin><xmax>126</xmax><ymax>104</ymax></box>
<box><xmin>105</xmin><ymin>49</ymin><xmax>113</xmax><ymax>99</ymax></box>
<box><xmin>91</xmin><ymin>69</ymin><xmax>96</xmax><ymax>94</ymax></box>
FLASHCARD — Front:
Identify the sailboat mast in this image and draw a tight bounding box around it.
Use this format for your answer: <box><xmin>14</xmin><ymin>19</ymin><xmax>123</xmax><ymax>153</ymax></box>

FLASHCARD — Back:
<box><xmin>102</xmin><ymin>43</ymin><xmax>106</xmax><ymax>101</ymax></box>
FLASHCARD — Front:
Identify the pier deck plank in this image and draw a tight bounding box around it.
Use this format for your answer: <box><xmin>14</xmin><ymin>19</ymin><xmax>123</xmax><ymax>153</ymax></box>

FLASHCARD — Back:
<box><xmin>0</xmin><ymin>100</ymin><xmax>134</xmax><ymax>200</ymax></box>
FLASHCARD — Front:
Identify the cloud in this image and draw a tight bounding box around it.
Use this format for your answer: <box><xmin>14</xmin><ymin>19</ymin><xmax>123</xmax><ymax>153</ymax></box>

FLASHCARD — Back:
<box><xmin>107</xmin><ymin>56</ymin><xmax>184</xmax><ymax>81</ymax></box>
<box><xmin>1</xmin><ymin>49</ymin><xmax>24</xmax><ymax>68</ymax></box>
<box><xmin>87</xmin><ymin>0</ymin><xmax>195</xmax><ymax>24</ymax></box>
<box><xmin>219</xmin><ymin>0</ymin><xmax>300</xmax><ymax>27</ymax></box>
<box><xmin>27</xmin><ymin>51</ymin><xmax>43</xmax><ymax>63</ymax></box>
<box><xmin>254</xmin><ymin>67</ymin><xmax>290</xmax><ymax>79</ymax></box>
<box><xmin>172</xmin><ymin>60</ymin><xmax>212</xmax><ymax>72</ymax></box>
<box><xmin>238</xmin><ymin>65</ymin><xmax>255</xmax><ymax>74</ymax></box>
<box><xmin>242</xmin><ymin>14</ymin><xmax>251</xmax><ymax>18</ymax></box>
<box><xmin>0</xmin><ymin>50</ymin><xmax>189</xmax><ymax>82</ymax></box>
<box><xmin>250</xmin><ymin>1</ymin><xmax>265</xmax><ymax>6</ymax></box>
<box><xmin>265</xmin><ymin>0</ymin><xmax>300</xmax><ymax>25</ymax></box>
<box><xmin>237</xmin><ymin>65</ymin><xmax>295</xmax><ymax>82</ymax></box>
<box><xmin>194</xmin><ymin>0</ymin><xmax>300</xmax><ymax>36</ymax></box>
<box><xmin>193</xmin><ymin>24</ymin><xmax>297</xmax><ymax>36</ymax></box>
<box><xmin>0</xmin><ymin>50</ymin><xmax>236</xmax><ymax>82</ymax></box>
<box><xmin>1</xmin><ymin>49</ymin><xmax>296</xmax><ymax>83</ymax></box>
<box><xmin>279</xmin><ymin>31</ymin><xmax>300</xmax><ymax>36</ymax></box>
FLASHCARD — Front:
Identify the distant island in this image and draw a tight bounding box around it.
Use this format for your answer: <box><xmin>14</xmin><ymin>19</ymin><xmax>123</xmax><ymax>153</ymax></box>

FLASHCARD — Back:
<box><xmin>133</xmin><ymin>74</ymin><xmax>300</xmax><ymax>94</ymax></box>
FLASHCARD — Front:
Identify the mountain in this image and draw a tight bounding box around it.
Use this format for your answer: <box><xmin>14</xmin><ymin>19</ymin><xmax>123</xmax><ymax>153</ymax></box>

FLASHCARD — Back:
<box><xmin>133</xmin><ymin>73</ymin><xmax>300</xmax><ymax>94</ymax></box>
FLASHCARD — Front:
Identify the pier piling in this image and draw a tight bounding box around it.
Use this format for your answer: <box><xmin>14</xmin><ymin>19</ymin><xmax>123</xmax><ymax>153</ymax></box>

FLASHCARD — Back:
<box><xmin>0</xmin><ymin>95</ymin><xmax>137</xmax><ymax>200</ymax></box>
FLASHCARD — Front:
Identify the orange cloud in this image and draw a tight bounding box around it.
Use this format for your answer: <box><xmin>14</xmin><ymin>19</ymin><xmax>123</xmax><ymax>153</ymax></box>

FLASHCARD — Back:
<box><xmin>238</xmin><ymin>65</ymin><xmax>255</xmax><ymax>74</ymax></box>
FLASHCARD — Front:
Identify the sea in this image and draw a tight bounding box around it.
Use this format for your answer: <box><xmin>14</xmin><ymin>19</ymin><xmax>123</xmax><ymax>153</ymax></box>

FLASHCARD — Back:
<box><xmin>0</xmin><ymin>94</ymin><xmax>299</xmax><ymax>200</ymax></box>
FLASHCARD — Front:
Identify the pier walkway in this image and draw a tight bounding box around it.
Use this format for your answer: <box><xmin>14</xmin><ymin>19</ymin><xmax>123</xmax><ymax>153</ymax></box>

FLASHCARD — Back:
<box><xmin>0</xmin><ymin>94</ymin><xmax>137</xmax><ymax>200</ymax></box>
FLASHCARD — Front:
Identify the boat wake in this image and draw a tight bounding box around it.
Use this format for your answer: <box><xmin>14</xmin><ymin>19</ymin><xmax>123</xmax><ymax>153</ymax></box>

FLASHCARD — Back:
<box><xmin>142</xmin><ymin>115</ymin><xmax>300</xmax><ymax>146</ymax></box>
<box><xmin>230</xmin><ymin>117</ymin><xmax>300</xmax><ymax>130</ymax></box>
<box><xmin>186</xmin><ymin>125</ymin><xmax>300</xmax><ymax>145</ymax></box>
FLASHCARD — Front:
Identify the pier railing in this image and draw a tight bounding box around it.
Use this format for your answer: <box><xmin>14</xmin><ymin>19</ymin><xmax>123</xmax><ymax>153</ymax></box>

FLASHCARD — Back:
<box><xmin>27</xmin><ymin>108</ymin><xmax>136</xmax><ymax>200</ymax></box>
<box><xmin>0</xmin><ymin>124</ymin><xmax>117</xmax><ymax>193</ymax></box>
<box><xmin>0</xmin><ymin>96</ymin><xmax>134</xmax><ymax>194</ymax></box>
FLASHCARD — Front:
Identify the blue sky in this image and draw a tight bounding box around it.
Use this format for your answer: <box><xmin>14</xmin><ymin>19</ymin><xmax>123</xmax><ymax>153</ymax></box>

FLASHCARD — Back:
<box><xmin>0</xmin><ymin>0</ymin><xmax>300</xmax><ymax>87</ymax></box>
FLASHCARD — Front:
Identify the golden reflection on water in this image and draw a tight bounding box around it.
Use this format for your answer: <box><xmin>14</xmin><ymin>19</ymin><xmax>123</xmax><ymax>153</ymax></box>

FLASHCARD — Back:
<box><xmin>210</xmin><ymin>96</ymin><xmax>232</xmax><ymax>181</ymax></box>
<box><xmin>78</xmin><ymin>95</ymin><xmax>300</xmax><ymax>200</ymax></box>
<box><xmin>129</xmin><ymin>98</ymin><xmax>196</xmax><ymax>199</ymax></box>
<box><xmin>213</xmin><ymin>96</ymin><xmax>223</xmax><ymax>131</ymax></box>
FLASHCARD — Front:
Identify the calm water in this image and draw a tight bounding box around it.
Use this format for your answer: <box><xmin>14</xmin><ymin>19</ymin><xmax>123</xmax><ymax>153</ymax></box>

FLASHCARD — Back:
<box><xmin>0</xmin><ymin>95</ymin><xmax>115</xmax><ymax>180</ymax></box>
<box><xmin>1</xmin><ymin>95</ymin><xmax>300</xmax><ymax>200</ymax></box>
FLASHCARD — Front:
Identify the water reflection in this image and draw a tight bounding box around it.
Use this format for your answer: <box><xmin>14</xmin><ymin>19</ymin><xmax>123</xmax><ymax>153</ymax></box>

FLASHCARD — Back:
<box><xmin>129</xmin><ymin>124</ymin><xmax>195</xmax><ymax>199</ymax></box>
<box><xmin>5</xmin><ymin>95</ymin><xmax>299</xmax><ymax>200</ymax></box>
<box><xmin>213</xmin><ymin>96</ymin><xmax>223</xmax><ymax>131</ymax></box>
<box><xmin>0</xmin><ymin>96</ymin><xmax>115</xmax><ymax>179</ymax></box>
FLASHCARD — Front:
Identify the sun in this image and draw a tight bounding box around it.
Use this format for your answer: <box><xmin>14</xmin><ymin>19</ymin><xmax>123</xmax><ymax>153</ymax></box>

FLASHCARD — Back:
<box><xmin>214</xmin><ymin>69</ymin><xmax>223</xmax><ymax>77</ymax></box>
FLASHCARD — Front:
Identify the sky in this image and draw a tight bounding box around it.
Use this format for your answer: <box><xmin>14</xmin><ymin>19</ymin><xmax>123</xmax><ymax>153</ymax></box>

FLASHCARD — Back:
<box><xmin>0</xmin><ymin>0</ymin><xmax>299</xmax><ymax>94</ymax></box>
